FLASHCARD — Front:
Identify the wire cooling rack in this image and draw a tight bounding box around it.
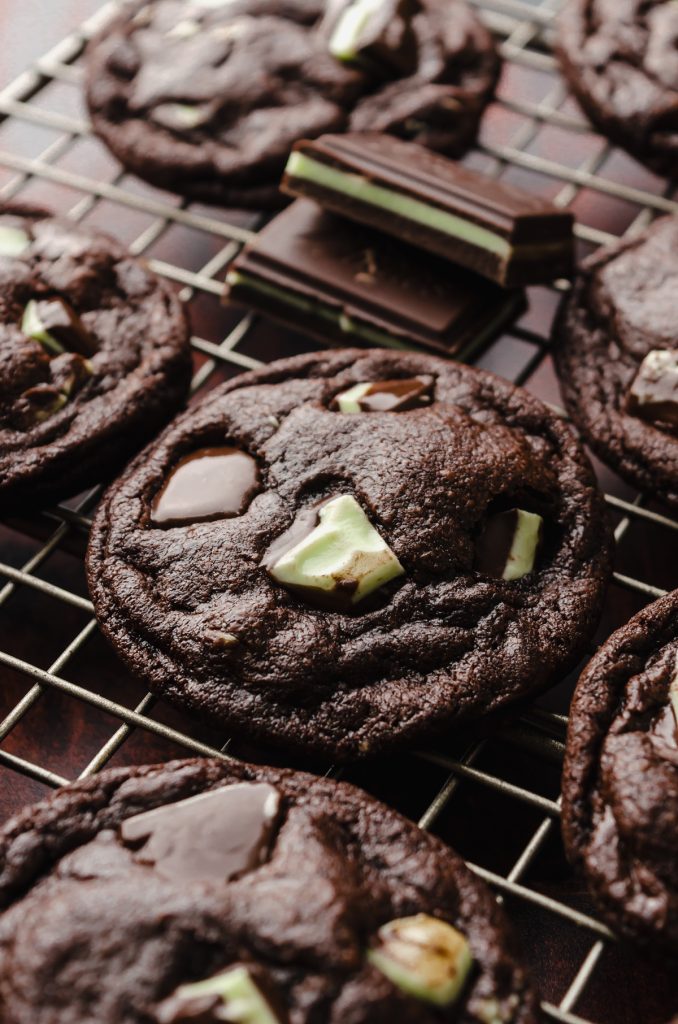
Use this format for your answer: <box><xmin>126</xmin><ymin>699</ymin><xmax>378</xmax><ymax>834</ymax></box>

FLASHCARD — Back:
<box><xmin>1</xmin><ymin>1</ymin><xmax>677</xmax><ymax>1021</ymax></box>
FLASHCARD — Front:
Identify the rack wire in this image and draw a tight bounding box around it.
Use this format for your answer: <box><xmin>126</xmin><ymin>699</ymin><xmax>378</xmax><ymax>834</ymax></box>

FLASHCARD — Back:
<box><xmin>0</xmin><ymin>1</ymin><xmax>676</xmax><ymax>1021</ymax></box>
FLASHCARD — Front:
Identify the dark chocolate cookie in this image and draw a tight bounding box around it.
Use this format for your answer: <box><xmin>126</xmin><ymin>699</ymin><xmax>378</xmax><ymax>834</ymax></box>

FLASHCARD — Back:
<box><xmin>0</xmin><ymin>203</ymin><xmax>191</xmax><ymax>511</ymax></box>
<box><xmin>556</xmin><ymin>0</ymin><xmax>678</xmax><ymax>177</ymax></box>
<box><xmin>85</xmin><ymin>0</ymin><xmax>500</xmax><ymax>208</ymax></box>
<box><xmin>87</xmin><ymin>349</ymin><xmax>611</xmax><ymax>760</ymax></box>
<box><xmin>0</xmin><ymin>756</ymin><xmax>539</xmax><ymax>1023</ymax></box>
<box><xmin>562</xmin><ymin>589</ymin><xmax>678</xmax><ymax>954</ymax></box>
<box><xmin>553</xmin><ymin>215</ymin><xmax>678</xmax><ymax>510</ymax></box>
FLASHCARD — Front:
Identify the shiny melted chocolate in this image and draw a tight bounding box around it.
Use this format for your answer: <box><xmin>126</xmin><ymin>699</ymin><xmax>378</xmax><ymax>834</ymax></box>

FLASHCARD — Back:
<box><xmin>334</xmin><ymin>375</ymin><xmax>434</xmax><ymax>413</ymax></box>
<box><xmin>151</xmin><ymin>447</ymin><xmax>259</xmax><ymax>527</ymax></box>
<box><xmin>119</xmin><ymin>782</ymin><xmax>281</xmax><ymax>884</ymax></box>
<box><xmin>475</xmin><ymin>509</ymin><xmax>520</xmax><ymax>578</ymax></box>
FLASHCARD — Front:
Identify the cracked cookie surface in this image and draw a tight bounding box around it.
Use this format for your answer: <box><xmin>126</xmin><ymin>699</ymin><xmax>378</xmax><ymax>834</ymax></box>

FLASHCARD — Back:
<box><xmin>556</xmin><ymin>0</ymin><xmax>678</xmax><ymax>176</ymax></box>
<box><xmin>553</xmin><ymin>215</ymin><xmax>678</xmax><ymax>510</ymax></box>
<box><xmin>0</xmin><ymin>757</ymin><xmax>539</xmax><ymax>1023</ymax></box>
<box><xmin>0</xmin><ymin>203</ymin><xmax>191</xmax><ymax>510</ymax></box>
<box><xmin>562</xmin><ymin>589</ymin><xmax>678</xmax><ymax>955</ymax></box>
<box><xmin>87</xmin><ymin>349</ymin><xmax>611</xmax><ymax>759</ymax></box>
<box><xmin>85</xmin><ymin>0</ymin><xmax>499</xmax><ymax>208</ymax></box>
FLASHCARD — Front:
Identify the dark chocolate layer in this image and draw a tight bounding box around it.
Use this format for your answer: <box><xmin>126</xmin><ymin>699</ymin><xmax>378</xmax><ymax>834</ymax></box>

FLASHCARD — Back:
<box><xmin>225</xmin><ymin>200</ymin><xmax>525</xmax><ymax>355</ymax></box>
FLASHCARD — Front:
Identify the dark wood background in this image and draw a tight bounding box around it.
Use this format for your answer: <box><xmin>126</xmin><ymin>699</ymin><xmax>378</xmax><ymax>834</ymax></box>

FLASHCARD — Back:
<box><xmin>0</xmin><ymin>3</ymin><xmax>677</xmax><ymax>1022</ymax></box>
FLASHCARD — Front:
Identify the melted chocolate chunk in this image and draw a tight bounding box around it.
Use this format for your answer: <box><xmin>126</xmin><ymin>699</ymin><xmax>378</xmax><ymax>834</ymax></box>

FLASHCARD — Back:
<box><xmin>26</xmin><ymin>298</ymin><xmax>97</xmax><ymax>357</ymax></box>
<box><xmin>476</xmin><ymin>510</ymin><xmax>517</xmax><ymax>578</ymax></box>
<box><xmin>333</xmin><ymin>375</ymin><xmax>434</xmax><ymax>412</ymax></box>
<box><xmin>261</xmin><ymin>507</ymin><xmax>321</xmax><ymax>571</ymax></box>
<box><xmin>475</xmin><ymin>508</ymin><xmax>543</xmax><ymax>580</ymax></box>
<box><xmin>119</xmin><ymin>782</ymin><xmax>281</xmax><ymax>884</ymax></box>
<box><xmin>152</xmin><ymin>447</ymin><xmax>260</xmax><ymax>527</ymax></box>
<box><xmin>627</xmin><ymin>349</ymin><xmax>678</xmax><ymax>428</ymax></box>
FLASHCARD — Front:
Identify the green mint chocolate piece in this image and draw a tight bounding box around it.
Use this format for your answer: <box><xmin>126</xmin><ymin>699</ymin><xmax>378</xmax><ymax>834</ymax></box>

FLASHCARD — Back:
<box><xmin>284</xmin><ymin>152</ymin><xmax>511</xmax><ymax>259</ymax></box>
<box><xmin>329</xmin><ymin>0</ymin><xmax>388</xmax><ymax>60</ymax></box>
<box><xmin>22</xmin><ymin>299</ymin><xmax>65</xmax><ymax>355</ymax></box>
<box><xmin>22</xmin><ymin>298</ymin><xmax>96</xmax><ymax>357</ymax></box>
<box><xmin>152</xmin><ymin>103</ymin><xmax>210</xmax><ymax>130</ymax></box>
<box><xmin>368</xmin><ymin>914</ymin><xmax>473</xmax><ymax>1007</ymax></box>
<box><xmin>0</xmin><ymin>224</ymin><xmax>30</xmax><ymax>257</ymax></box>
<box><xmin>171</xmin><ymin>966</ymin><xmax>280</xmax><ymax>1024</ymax></box>
<box><xmin>268</xmin><ymin>494</ymin><xmax>404</xmax><ymax>605</ymax></box>
<box><xmin>503</xmin><ymin>509</ymin><xmax>542</xmax><ymax>581</ymax></box>
<box><xmin>334</xmin><ymin>382</ymin><xmax>372</xmax><ymax>413</ymax></box>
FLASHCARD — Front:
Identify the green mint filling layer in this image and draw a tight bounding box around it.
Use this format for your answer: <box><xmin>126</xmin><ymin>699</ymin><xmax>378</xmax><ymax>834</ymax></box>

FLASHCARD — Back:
<box><xmin>285</xmin><ymin>152</ymin><xmax>512</xmax><ymax>259</ymax></box>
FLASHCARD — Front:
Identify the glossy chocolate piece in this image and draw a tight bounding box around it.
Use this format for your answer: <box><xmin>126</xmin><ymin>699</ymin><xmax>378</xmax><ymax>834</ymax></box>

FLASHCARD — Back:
<box><xmin>627</xmin><ymin>349</ymin><xmax>678</xmax><ymax>428</ymax></box>
<box><xmin>320</xmin><ymin>0</ymin><xmax>418</xmax><ymax>76</ymax></box>
<box><xmin>475</xmin><ymin>508</ymin><xmax>543</xmax><ymax>581</ymax></box>
<box><xmin>225</xmin><ymin>200</ymin><xmax>525</xmax><ymax>357</ymax></box>
<box><xmin>332</xmin><ymin>375</ymin><xmax>434</xmax><ymax>412</ymax></box>
<box><xmin>282</xmin><ymin>134</ymin><xmax>574</xmax><ymax>287</ymax></box>
<box><xmin>23</xmin><ymin>297</ymin><xmax>97</xmax><ymax>357</ymax></box>
<box><xmin>119</xmin><ymin>782</ymin><xmax>281</xmax><ymax>884</ymax></box>
<box><xmin>152</xmin><ymin>446</ymin><xmax>260</xmax><ymax>527</ymax></box>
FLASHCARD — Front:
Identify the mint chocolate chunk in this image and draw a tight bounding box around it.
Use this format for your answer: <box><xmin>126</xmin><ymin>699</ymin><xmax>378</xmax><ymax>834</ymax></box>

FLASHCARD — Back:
<box><xmin>476</xmin><ymin>508</ymin><xmax>543</xmax><ymax>581</ymax></box>
<box><xmin>0</xmin><ymin>223</ymin><xmax>30</xmax><ymax>257</ymax></box>
<box><xmin>282</xmin><ymin>134</ymin><xmax>574</xmax><ymax>288</ymax></box>
<box><xmin>21</xmin><ymin>298</ymin><xmax>97</xmax><ymax>357</ymax></box>
<box><xmin>263</xmin><ymin>494</ymin><xmax>404</xmax><ymax>610</ymax></box>
<box><xmin>332</xmin><ymin>375</ymin><xmax>433</xmax><ymax>413</ymax></box>
<box><xmin>154</xmin><ymin>965</ymin><xmax>281</xmax><ymax>1024</ymax></box>
<box><xmin>322</xmin><ymin>0</ymin><xmax>417</xmax><ymax>75</ymax></box>
<box><xmin>627</xmin><ymin>349</ymin><xmax>678</xmax><ymax>427</ymax></box>
<box><xmin>368</xmin><ymin>914</ymin><xmax>473</xmax><ymax>1007</ymax></box>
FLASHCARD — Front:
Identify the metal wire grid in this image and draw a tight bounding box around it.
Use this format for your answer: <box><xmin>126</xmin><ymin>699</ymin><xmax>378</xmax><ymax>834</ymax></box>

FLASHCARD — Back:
<box><xmin>0</xmin><ymin>1</ymin><xmax>676</xmax><ymax>1021</ymax></box>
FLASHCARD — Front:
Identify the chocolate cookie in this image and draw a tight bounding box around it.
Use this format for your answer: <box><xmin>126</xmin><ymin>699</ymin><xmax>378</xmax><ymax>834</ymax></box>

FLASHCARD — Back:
<box><xmin>85</xmin><ymin>0</ymin><xmax>500</xmax><ymax>208</ymax></box>
<box><xmin>87</xmin><ymin>349</ymin><xmax>611</xmax><ymax>760</ymax></box>
<box><xmin>0</xmin><ymin>756</ymin><xmax>539</xmax><ymax>1023</ymax></box>
<box><xmin>0</xmin><ymin>203</ymin><xmax>191</xmax><ymax>511</ymax></box>
<box><xmin>561</xmin><ymin>590</ymin><xmax>678</xmax><ymax>954</ymax></box>
<box><xmin>556</xmin><ymin>0</ymin><xmax>678</xmax><ymax>177</ymax></box>
<box><xmin>553</xmin><ymin>215</ymin><xmax>678</xmax><ymax>510</ymax></box>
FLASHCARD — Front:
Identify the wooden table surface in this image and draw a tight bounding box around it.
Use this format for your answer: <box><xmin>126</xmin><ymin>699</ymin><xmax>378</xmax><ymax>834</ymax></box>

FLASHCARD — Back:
<box><xmin>0</xmin><ymin>3</ymin><xmax>677</xmax><ymax>1022</ymax></box>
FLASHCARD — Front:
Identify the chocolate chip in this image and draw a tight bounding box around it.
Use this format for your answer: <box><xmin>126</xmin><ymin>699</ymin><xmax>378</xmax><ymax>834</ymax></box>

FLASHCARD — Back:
<box><xmin>151</xmin><ymin>447</ymin><xmax>260</xmax><ymax>527</ymax></box>
<box><xmin>119</xmin><ymin>782</ymin><xmax>282</xmax><ymax>885</ymax></box>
